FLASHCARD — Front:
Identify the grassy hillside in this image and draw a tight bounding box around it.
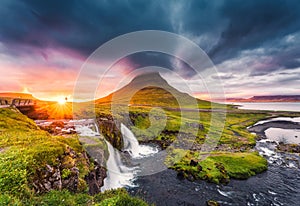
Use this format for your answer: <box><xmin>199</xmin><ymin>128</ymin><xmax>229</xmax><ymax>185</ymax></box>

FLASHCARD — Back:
<box><xmin>0</xmin><ymin>108</ymin><xmax>148</xmax><ymax>205</ymax></box>
<box><xmin>96</xmin><ymin>72</ymin><xmax>227</xmax><ymax>110</ymax></box>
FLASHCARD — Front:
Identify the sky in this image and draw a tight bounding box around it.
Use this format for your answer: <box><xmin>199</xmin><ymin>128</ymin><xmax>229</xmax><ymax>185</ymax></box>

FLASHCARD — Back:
<box><xmin>0</xmin><ymin>0</ymin><xmax>300</xmax><ymax>101</ymax></box>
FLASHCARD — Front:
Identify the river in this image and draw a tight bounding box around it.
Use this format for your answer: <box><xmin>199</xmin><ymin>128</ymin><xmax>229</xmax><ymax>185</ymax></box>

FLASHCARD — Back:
<box><xmin>35</xmin><ymin>116</ymin><xmax>300</xmax><ymax>205</ymax></box>
<box><xmin>129</xmin><ymin>117</ymin><xmax>300</xmax><ymax>206</ymax></box>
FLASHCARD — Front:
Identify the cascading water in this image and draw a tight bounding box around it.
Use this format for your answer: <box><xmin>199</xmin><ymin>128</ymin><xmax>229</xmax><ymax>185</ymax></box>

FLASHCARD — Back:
<box><xmin>121</xmin><ymin>123</ymin><xmax>158</xmax><ymax>158</ymax></box>
<box><xmin>102</xmin><ymin>123</ymin><xmax>160</xmax><ymax>190</ymax></box>
<box><xmin>35</xmin><ymin>119</ymin><xmax>159</xmax><ymax>191</ymax></box>
<box><xmin>101</xmin><ymin>140</ymin><xmax>136</xmax><ymax>191</ymax></box>
<box><xmin>74</xmin><ymin>122</ymin><xmax>100</xmax><ymax>137</ymax></box>
<box><xmin>72</xmin><ymin>120</ymin><xmax>136</xmax><ymax>191</ymax></box>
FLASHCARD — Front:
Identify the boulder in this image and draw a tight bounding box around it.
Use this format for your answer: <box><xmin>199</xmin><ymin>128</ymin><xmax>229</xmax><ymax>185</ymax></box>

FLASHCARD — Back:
<box><xmin>190</xmin><ymin>159</ymin><xmax>198</xmax><ymax>166</ymax></box>
<box><xmin>85</xmin><ymin>165</ymin><xmax>107</xmax><ymax>195</ymax></box>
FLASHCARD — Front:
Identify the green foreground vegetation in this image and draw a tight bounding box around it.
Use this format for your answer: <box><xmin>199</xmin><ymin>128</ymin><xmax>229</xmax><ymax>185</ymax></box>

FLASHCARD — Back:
<box><xmin>2</xmin><ymin>82</ymin><xmax>299</xmax><ymax>205</ymax></box>
<box><xmin>0</xmin><ymin>189</ymin><xmax>147</xmax><ymax>206</ymax></box>
<box><xmin>0</xmin><ymin>108</ymin><xmax>148</xmax><ymax>205</ymax></box>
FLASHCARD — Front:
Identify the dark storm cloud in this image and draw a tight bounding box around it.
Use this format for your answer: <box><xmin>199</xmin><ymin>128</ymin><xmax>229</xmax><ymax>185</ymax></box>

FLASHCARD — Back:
<box><xmin>121</xmin><ymin>52</ymin><xmax>197</xmax><ymax>78</ymax></box>
<box><xmin>207</xmin><ymin>0</ymin><xmax>300</xmax><ymax>63</ymax></box>
<box><xmin>0</xmin><ymin>0</ymin><xmax>173</xmax><ymax>57</ymax></box>
<box><xmin>168</xmin><ymin>0</ymin><xmax>299</xmax><ymax>63</ymax></box>
<box><xmin>0</xmin><ymin>0</ymin><xmax>300</xmax><ymax>77</ymax></box>
<box><xmin>248</xmin><ymin>40</ymin><xmax>300</xmax><ymax>77</ymax></box>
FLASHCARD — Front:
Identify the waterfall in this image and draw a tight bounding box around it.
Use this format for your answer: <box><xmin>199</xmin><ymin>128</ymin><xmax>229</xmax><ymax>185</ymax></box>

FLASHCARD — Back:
<box><xmin>95</xmin><ymin>122</ymin><xmax>100</xmax><ymax>134</ymax></box>
<box><xmin>73</xmin><ymin>119</ymin><xmax>136</xmax><ymax>191</ymax></box>
<box><xmin>72</xmin><ymin>120</ymin><xmax>159</xmax><ymax>191</ymax></box>
<box><xmin>36</xmin><ymin>119</ymin><xmax>159</xmax><ymax>191</ymax></box>
<box><xmin>73</xmin><ymin>119</ymin><xmax>100</xmax><ymax>137</ymax></box>
<box><xmin>121</xmin><ymin>123</ymin><xmax>158</xmax><ymax>159</ymax></box>
<box><xmin>101</xmin><ymin>140</ymin><xmax>136</xmax><ymax>191</ymax></box>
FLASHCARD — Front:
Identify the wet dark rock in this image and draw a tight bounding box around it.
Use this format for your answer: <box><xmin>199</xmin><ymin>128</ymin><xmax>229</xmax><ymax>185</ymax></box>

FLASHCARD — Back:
<box><xmin>32</xmin><ymin>164</ymin><xmax>62</xmax><ymax>193</ymax></box>
<box><xmin>176</xmin><ymin>171</ymin><xmax>185</xmax><ymax>180</ymax></box>
<box><xmin>97</xmin><ymin>115</ymin><xmax>123</xmax><ymax>150</ymax></box>
<box><xmin>85</xmin><ymin>165</ymin><xmax>107</xmax><ymax>195</ymax></box>
<box><xmin>190</xmin><ymin>159</ymin><xmax>198</xmax><ymax>167</ymax></box>
<box><xmin>31</xmin><ymin>147</ymin><xmax>106</xmax><ymax>194</ymax></box>
<box><xmin>187</xmin><ymin>174</ymin><xmax>195</xmax><ymax>181</ymax></box>
<box><xmin>146</xmin><ymin>132</ymin><xmax>176</xmax><ymax>149</ymax></box>
<box><xmin>277</xmin><ymin>143</ymin><xmax>300</xmax><ymax>153</ymax></box>
<box><xmin>62</xmin><ymin>167</ymin><xmax>79</xmax><ymax>192</ymax></box>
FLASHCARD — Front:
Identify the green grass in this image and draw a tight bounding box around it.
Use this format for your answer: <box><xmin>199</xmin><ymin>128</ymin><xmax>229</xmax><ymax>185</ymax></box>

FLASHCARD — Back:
<box><xmin>0</xmin><ymin>188</ymin><xmax>148</xmax><ymax>206</ymax></box>
<box><xmin>0</xmin><ymin>108</ymin><xmax>148</xmax><ymax>205</ymax></box>
<box><xmin>111</xmin><ymin>106</ymin><xmax>269</xmax><ymax>150</ymax></box>
<box><xmin>167</xmin><ymin>148</ymin><xmax>267</xmax><ymax>184</ymax></box>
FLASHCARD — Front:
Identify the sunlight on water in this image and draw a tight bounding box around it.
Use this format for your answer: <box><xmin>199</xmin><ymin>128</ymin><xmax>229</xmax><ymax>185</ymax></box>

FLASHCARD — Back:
<box><xmin>229</xmin><ymin>102</ymin><xmax>300</xmax><ymax>112</ymax></box>
<box><xmin>264</xmin><ymin>128</ymin><xmax>300</xmax><ymax>144</ymax></box>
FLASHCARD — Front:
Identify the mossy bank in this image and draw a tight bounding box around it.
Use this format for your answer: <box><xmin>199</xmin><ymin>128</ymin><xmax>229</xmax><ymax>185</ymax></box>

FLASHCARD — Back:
<box><xmin>0</xmin><ymin>108</ymin><xmax>148</xmax><ymax>205</ymax></box>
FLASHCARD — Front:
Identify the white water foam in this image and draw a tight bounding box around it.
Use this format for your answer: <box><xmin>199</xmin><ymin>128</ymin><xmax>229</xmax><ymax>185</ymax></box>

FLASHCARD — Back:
<box><xmin>101</xmin><ymin>140</ymin><xmax>136</xmax><ymax>191</ymax></box>
<box><xmin>75</xmin><ymin>124</ymin><xmax>100</xmax><ymax>137</ymax></box>
<box><xmin>217</xmin><ymin>189</ymin><xmax>234</xmax><ymax>197</ymax></box>
<box><xmin>121</xmin><ymin>123</ymin><xmax>158</xmax><ymax>159</ymax></box>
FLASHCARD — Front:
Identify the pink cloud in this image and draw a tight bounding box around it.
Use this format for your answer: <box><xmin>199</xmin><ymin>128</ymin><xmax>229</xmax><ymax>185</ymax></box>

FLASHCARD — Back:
<box><xmin>0</xmin><ymin>45</ymin><xmax>137</xmax><ymax>101</ymax></box>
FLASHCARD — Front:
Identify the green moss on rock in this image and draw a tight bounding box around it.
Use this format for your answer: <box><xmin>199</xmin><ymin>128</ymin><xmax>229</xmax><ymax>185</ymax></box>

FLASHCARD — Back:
<box><xmin>168</xmin><ymin>148</ymin><xmax>267</xmax><ymax>184</ymax></box>
<box><xmin>0</xmin><ymin>108</ymin><xmax>149</xmax><ymax>205</ymax></box>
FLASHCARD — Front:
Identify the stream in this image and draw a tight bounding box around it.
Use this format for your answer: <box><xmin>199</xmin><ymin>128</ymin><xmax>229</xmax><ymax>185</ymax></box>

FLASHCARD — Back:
<box><xmin>35</xmin><ymin>117</ymin><xmax>300</xmax><ymax>206</ymax></box>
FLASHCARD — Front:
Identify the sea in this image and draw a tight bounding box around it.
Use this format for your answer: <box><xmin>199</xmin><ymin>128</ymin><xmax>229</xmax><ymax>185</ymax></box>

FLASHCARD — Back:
<box><xmin>227</xmin><ymin>102</ymin><xmax>300</xmax><ymax>112</ymax></box>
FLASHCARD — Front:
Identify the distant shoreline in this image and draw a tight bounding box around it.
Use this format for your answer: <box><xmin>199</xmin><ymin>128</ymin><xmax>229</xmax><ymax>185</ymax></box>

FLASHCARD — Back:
<box><xmin>227</xmin><ymin>100</ymin><xmax>300</xmax><ymax>103</ymax></box>
<box><xmin>226</xmin><ymin>95</ymin><xmax>300</xmax><ymax>103</ymax></box>
<box><xmin>226</xmin><ymin>102</ymin><xmax>300</xmax><ymax>112</ymax></box>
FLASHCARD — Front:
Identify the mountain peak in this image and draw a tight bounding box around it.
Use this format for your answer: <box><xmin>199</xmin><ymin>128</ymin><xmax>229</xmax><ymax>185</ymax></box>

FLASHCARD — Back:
<box><xmin>129</xmin><ymin>72</ymin><xmax>168</xmax><ymax>86</ymax></box>
<box><xmin>96</xmin><ymin>71</ymin><xmax>202</xmax><ymax>107</ymax></box>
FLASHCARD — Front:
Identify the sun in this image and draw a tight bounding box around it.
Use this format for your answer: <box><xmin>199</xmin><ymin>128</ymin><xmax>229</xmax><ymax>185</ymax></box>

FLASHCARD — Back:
<box><xmin>57</xmin><ymin>99</ymin><xmax>66</xmax><ymax>105</ymax></box>
<box><xmin>56</xmin><ymin>96</ymin><xmax>68</xmax><ymax>105</ymax></box>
